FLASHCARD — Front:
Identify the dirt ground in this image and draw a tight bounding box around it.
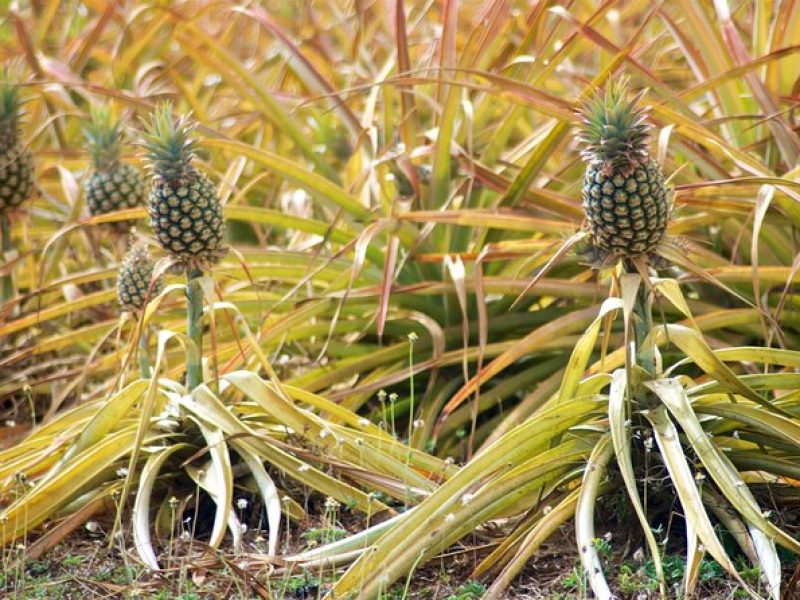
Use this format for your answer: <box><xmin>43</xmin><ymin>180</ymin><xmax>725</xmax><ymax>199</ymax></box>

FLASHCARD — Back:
<box><xmin>2</xmin><ymin>514</ymin><xmax>795</xmax><ymax>599</ymax></box>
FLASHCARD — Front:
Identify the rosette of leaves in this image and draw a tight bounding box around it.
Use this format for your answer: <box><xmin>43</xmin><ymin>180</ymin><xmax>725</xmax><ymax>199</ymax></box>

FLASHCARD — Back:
<box><xmin>0</xmin><ymin>303</ymin><xmax>453</xmax><ymax>569</ymax></box>
<box><xmin>296</xmin><ymin>274</ymin><xmax>800</xmax><ymax>600</ymax></box>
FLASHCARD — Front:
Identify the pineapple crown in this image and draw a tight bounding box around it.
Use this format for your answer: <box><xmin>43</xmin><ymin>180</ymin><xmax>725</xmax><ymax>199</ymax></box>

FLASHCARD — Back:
<box><xmin>142</xmin><ymin>102</ymin><xmax>198</xmax><ymax>183</ymax></box>
<box><xmin>578</xmin><ymin>77</ymin><xmax>651</xmax><ymax>174</ymax></box>
<box><xmin>0</xmin><ymin>67</ymin><xmax>25</xmax><ymax>152</ymax></box>
<box><xmin>83</xmin><ymin>104</ymin><xmax>122</xmax><ymax>171</ymax></box>
<box><xmin>121</xmin><ymin>242</ymin><xmax>152</xmax><ymax>271</ymax></box>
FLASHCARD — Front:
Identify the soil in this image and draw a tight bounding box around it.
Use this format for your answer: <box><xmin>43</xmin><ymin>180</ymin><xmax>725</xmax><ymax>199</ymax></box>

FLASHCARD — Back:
<box><xmin>2</xmin><ymin>515</ymin><xmax>795</xmax><ymax>599</ymax></box>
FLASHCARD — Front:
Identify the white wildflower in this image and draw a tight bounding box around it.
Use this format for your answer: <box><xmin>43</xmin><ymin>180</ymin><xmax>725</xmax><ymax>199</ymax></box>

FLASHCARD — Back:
<box><xmin>85</xmin><ymin>521</ymin><xmax>101</xmax><ymax>533</ymax></box>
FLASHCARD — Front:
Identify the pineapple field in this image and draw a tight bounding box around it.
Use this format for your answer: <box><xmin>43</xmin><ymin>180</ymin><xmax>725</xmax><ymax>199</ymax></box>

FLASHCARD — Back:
<box><xmin>2</xmin><ymin>1</ymin><xmax>800</xmax><ymax>598</ymax></box>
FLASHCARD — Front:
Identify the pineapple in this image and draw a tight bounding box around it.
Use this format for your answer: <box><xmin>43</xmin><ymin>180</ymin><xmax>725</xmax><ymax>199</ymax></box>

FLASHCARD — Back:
<box><xmin>117</xmin><ymin>243</ymin><xmax>163</xmax><ymax>311</ymax></box>
<box><xmin>578</xmin><ymin>79</ymin><xmax>671</xmax><ymax>262</ymax></box>
<box><xmin>84</xmin><ymin>105</ymin><xmax>146</xmax><ymax>229</ymax></box>
<box><xmin>0</xmin><ymin>74</ymin><xmax>34</xmax><ymax>212</ymax></box>
<box><xmin>142</xmin><ymin>104</ymin><xmax>226</xmax><ymax>270</ymax></box>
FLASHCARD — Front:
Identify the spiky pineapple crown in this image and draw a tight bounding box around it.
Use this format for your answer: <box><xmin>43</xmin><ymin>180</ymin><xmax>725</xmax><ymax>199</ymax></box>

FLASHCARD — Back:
<box><xmin>578</xmin><ymin>78</ymin><xmax>651</xmax><ymax>174</ymax></box>
<box><xmin>84</xmin><ymin>104</ymin><xmax>122</xmax><ymax>171</ymax></box>
<box><xmin>0</xmin><ymin>70</ymin><xmax>24</xmax><ymax>152</ymax></box>
<box><xmin>121</xmin><ymin>242</ymin><xmax>151</xmax><ymax>271</ymax></box>
<box><xmin>142</xmin><ymin>102</ymin><xmax>198</xmax><ymax>184</ymax></box>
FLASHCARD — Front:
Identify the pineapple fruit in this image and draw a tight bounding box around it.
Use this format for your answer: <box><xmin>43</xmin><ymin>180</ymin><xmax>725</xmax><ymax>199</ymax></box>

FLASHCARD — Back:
<box><xmin>0</xmin><ymin>74</ymin><xmax>34</xmax><ymax>212</ymax></box>
<box><xmin>117</xmin><ymin>243</ymin><xmax>163</xmax><ymax>311</ymax></box>
<box><xmin>578</xmin><ymin>79</ymin><xmax>671</xmax><ymax>262</ymax></box>
<box><xmin>142</xmin><ymin>104</ymin><xmax>226</xmax><ymax>270</ymax></box>
<box><xmin>84</xmin><ymin>105</ymin><xmax>146</xmax><ymax>229</ymax></box>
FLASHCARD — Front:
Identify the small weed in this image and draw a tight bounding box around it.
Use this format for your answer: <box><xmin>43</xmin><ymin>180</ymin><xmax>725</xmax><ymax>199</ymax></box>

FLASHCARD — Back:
<box><xmin>447</xmin><ymin>580</ymin><xmax>486</xmax><ymax>599</ymax></box>
<box><xmin>699</xmin><ymin>558</ymin><xmax>725</xmax><ymax>583</ymax></box>
<box><xmin>734</xmin><ymin>556</ymin><xmax>762</xmax><ymax>586</ymax></box>
<box><xmin>300</xmin><ymin>526</ymin><xmax>348</xmax><ymax>547</ymax></box>
<box><xmin>592</xmin><ymin>536</ymin><xmax>613</xmax><ymax>561</ymax></box>
<box><xmin>25</xmin><ymin>561</ymin><xmax>48</xmax><ymax>576</ymax></box>
<box><xmin>61</xmin><ymin>553</ymin><xmax>83</xmax><ymax>567</ymax></box>
<box><xmin>618</xmin><ymin>563</ymin><xmax>658</xmax><ymax>595</ymax></box>
<box><xmin>560</xmin><ymin>566</ymin><xmax>588</xmax><ymax>595</ymax></box>
<box><xmin>95</xmin><ymin>564</ymin><xmax>141</xmax><ymax>585</ymax></box>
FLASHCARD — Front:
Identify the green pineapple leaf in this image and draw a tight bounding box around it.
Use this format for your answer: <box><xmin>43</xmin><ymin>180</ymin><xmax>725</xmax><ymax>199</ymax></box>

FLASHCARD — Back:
<box><xmin>83</xmin><ymin>103</ymin><xmax>122</xmax><ymax>171</ymax></box>
<box><xmin>578</xmin><ymin>76</ymin><xmax>651</xmax><ymax>173</ymax></box>
<box><xmin>142</xmin><ymin>102</ymin><xmax>197</xmax><ymax>183</ymax></box>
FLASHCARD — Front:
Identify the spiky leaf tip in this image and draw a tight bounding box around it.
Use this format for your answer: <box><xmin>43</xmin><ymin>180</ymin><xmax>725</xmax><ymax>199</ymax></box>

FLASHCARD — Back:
<box><xmin>142</xmin><ymin>102</ymin><xmax>198</xmax><ymax>183</ymax></box>
<box><xmin>578</xmin><ymin>77</ymin><xmax>651</xmax><ymax>174</ymax></box>
<box><xmin>0</xmin><ymin>67</ymin><xmax>25</xmax><ymax>151</ymax></box>
<box><xmin>83</xmin><ymin>104</ymin><xmax>122</xmax><ymax>171</ymax></box>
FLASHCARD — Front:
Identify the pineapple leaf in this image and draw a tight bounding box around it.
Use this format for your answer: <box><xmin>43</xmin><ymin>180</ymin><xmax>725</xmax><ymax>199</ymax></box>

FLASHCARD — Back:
<box><xmin>578</xmin><ymin>76</ymin><xmax>651</xmax><ymax>172</ymax></box>
<box><xmin>83</xmin><ymin>103</ymin><xmax>122</xmax><ymax>170</ymax></box>
<box><xmin>142</xmin><ymin>102</ymin><xmax>198</xmax><ymax>182</ymax></box>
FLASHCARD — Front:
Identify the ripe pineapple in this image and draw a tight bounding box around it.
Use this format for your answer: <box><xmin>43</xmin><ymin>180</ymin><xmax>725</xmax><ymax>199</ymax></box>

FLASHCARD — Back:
<box><xmin>117</xmin><ymin>244</ymin><xmax>163</xmax><ymax>311</ymax></box>
<box><xmin>578</xmin><ymin>79</ymin><xmax>671</xmax><ymax>261</ymax></box>
<box><xmin>142</xmin><ymin>104</ymin><xmax>226</xmax><ymax>270</ymax></box>
<box><xmin>0</xmin><ymin>75</ymin><xmax>34</xmax><ymax>212</ymax></box>
<box><xmin>84</xmin><ymin>105</ymin><xmax>146</xmax><ymax>229</ymax></box>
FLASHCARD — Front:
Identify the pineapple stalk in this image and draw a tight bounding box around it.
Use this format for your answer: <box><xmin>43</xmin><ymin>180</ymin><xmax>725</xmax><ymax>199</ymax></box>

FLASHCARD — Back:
<box><xmin>1</xmin><ymin>213</ymin><xmax>12</xmax><ymax>303</ymax></box>
<box><xmin>185</xmin><ymin>267</ymin><xmax>203</xmax><ymax>390</ymax></box>
<box><xmin>138</xmin><ymin>327</ymin><xmax>151</xmax><ymax>379</ymax></box>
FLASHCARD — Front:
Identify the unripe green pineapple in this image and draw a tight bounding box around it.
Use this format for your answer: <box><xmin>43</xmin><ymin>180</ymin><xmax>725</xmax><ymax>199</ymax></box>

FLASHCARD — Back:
<box><xmin>142</xmin><ymin>104</ymin><xmax>226</xmax><ymax>270</ymax></box>
<box><xmin>84</xmin><ymin>105</ymin><xmax>146</xmax><ymax>229</ymax></box>
<box><xmin>578</xmin><ymin>79</ymin><xmax>671</xmax><ymax>261</ymax></box>
<box><xmin>117</xmin><ymin>244</ymin><xmax>163</xmax><ymax>311</ymax></box>
<box><xmin>0</xmin><ymin>73</ymin><xmax>34</xmax><ymax>212</ymax></box>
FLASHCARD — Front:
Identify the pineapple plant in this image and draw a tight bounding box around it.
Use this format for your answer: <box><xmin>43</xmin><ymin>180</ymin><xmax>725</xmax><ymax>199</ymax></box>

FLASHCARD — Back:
<box><xmin>142</xmin><ymin>103</ymin><xmax>226</xmax><ymax>271</ymax></box>
<box><xmin>0</xmin><ymin>73</ymin><xmax>34</xmax><ymax>212</ymax></box>
<box><xmin>83</xmin><ymin>105</ymin><xmax>146</xmax><ymax>230</ymax></box>
<box><xmin>116</xmin><ymin>243</ymin><xmax>163</xmax><ymax>312</ymax></box>
<box><xmin>143</xmin><ymin>103</ymin><xmax>226</xmax><ymax>390</ymax></box>
<box><xmin>578</xmin><ymin>79</ymin><xmax>671</xmax><ymax>262</ymax></box>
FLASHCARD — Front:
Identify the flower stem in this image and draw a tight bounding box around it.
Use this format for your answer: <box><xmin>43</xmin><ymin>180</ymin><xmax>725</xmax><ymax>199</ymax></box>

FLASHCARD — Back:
<box><xmin>186</xmin><ymin>267</ymin><xmax>204</xmax><ymax>390</ymax></box>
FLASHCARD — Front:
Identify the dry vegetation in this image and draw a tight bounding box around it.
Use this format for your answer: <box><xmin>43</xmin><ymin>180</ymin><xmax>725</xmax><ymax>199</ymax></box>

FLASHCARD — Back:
<box><xmin>1</xmin><ymin>1</ymin><xmax>800</xmax><ymax>598</ymax></box>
